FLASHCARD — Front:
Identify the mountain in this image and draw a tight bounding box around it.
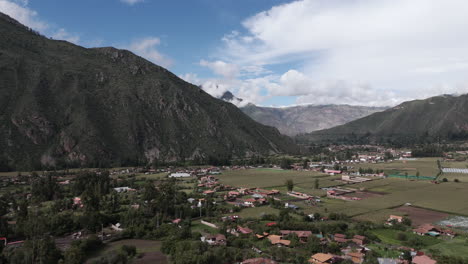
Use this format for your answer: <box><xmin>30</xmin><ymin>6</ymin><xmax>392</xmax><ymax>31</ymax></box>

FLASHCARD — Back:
<box><xmin>297</xmin><ymin>94</ymin><xmax>468</xmax><ymax>144</ymax></box>
<box><xmin>0</xmin><ymin>13</ymin><xmax>297</xmax><ymax>170</ymax></box>
<box><xmin>220</xmin><ymin>91</ymin><xmax>243</xmax><ymax>105</ymax></box>
<box><xmin>240</xmin><ymin>102</ymin><xmax>386</xmax><ymax>136</ymax></box>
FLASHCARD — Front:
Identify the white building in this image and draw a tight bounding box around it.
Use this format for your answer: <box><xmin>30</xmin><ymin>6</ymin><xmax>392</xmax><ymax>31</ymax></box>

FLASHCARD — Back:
<box><xmin>169</xmin><ymin>172</ymin><xmax>191</xmax><ymax>178</ymax></box>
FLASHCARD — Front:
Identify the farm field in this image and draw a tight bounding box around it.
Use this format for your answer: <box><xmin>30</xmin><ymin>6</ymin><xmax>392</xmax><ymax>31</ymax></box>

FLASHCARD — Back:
<box><xmin>329</xmin><ymin>179</ymin><xmax>468</xmax><ymax>221</ymax></box>
<box><xmin>426</xmin><ymin>238</ymin><xmax>468</xmax><ymax>257</ymax></box>
<box><xmin>371</xmin><ymin>229</ymin><xmax>440</xmax><ymax>247</ymax></box>
<box><xmin>217</xmin><ymin>168</ymin><xmax>327</xmax><ymax>188</ymax></box>
<box><xmin>217</xmin><ymin>167</ymin><xmax>468</xmax><ymax>223</ymax></box>
<box><xmin>86</xmin><ymin>239</ymin><xmax>168</xmax><ymax>264</ymax></box>
<box><xmin>228</xmin><ymin>206</ymin><xmax>282</xmax><ymax>219</ymax></box>
<box><xmin>354</xmin><ymin>158</ymin><xmax>441</xmax><ymax>176</ymax></box>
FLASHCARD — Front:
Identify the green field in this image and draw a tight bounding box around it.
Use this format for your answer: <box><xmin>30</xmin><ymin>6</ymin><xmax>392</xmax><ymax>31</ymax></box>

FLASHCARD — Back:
<box><xmin>372</xmin><ymin>229</ymin><xmax>440</xmax><ymax>246</ymax></box>
<box><xmin>355</xmin><ymin>158</ymin><xmax>441</xmax><ymax>177</ymax></box>
<box><xmin>228</xmin><ymin>206</ymin><xmax>282</xmax><ymax>219</ymax></box>
<box><xmin>426</xmin><ymin>237</ymin><xmax>468</xmax><ymax>257</ymax></box>
<box><xmin>217</xmin><ymin>168</ymin><xmax>334</xmax><ymax>189</ymax></box>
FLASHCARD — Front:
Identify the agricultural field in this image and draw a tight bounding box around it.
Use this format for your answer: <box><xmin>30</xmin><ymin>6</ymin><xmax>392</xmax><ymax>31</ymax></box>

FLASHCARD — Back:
<box><xmin>354</xmin><ymin>157</ymin><xmax>441</xmax><ymax>177</ymax></box>
<box><xmin>217</xmin><ymin>166</ymin><xmax>468</xmax><ymax>224</ymax></box>
<box><xmin>371</xmin><ymin>229</ymin><xmax>440</xmax><ymax>247</ymax></box>
<box><xmin>426</xmin><ymin>237</ymin><xmax>468</xmax><ymax>257</ymax></box>
<box><xmin>217</xmin><ymin>168</ymin><xmax>326</xmax><ymax>188</ymax></box>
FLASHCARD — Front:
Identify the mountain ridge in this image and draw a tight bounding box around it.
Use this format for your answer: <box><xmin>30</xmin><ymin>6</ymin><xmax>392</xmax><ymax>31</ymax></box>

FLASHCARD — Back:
<box><xmin>0</xmin><ymin>12</ymin><xmax>297</xmax><ymax>170</ymax></box>
<box><xmin>219</xmin><ymin>91</ymin><xmax>387</xmax><ymax>136</ymax></box>
<box><xmin>297</xmin><ymin>94</ymin><xmax>468</xmax><ymax>144</ymax></box>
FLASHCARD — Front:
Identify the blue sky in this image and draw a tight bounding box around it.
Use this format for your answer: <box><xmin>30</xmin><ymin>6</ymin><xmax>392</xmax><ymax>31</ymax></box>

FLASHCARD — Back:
<box><xmin>1</xmin><ymin>0</ymin><xmax>468</xmax><ymax>107</ymax></box>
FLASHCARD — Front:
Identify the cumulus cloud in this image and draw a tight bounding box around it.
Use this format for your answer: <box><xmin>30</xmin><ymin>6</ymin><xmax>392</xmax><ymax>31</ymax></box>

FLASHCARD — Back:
<box><xmin>127</xmin><ymin>37</ymin><xmax>173</xmax><ymax>68</ymax></box>
<box><xmin>0</xmin><ymin>0</ymin><xmax>47</xmax><ymax>30</ymax></box>
<box><xmin>120</xmin><ymin>0</ymin><xmax>144</xmax><ymax>6</ymax></box>
<box><xmin>200</xmin><ymin>60</ymin><xmax>239</xmax><ymax>79</ymax></box>
<box><xmin>211</xmin><ymin>0</ymin><xmax>468</xmax><ymax>106</ymax></box>
<box><xmin>0</xmin><ymin>0</ymin><xmax>82</xmax><ymax>44</ymax></box>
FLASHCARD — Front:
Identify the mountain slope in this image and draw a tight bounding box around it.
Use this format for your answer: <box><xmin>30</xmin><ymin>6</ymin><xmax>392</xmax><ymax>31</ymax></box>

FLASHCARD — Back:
<box><xmin>0</xmin><ymin>13</ymin><xmax>297</xmax><ymax>170</ymax></box>
<box><xmin>240</xmin><ymin>103</ymin><xmax>386</xmax><ymax>136</ymax></box>
<box><xmin>297</xmin><ymin>94</ymin><xmax>468</xmax><ymax>144</ymax></box>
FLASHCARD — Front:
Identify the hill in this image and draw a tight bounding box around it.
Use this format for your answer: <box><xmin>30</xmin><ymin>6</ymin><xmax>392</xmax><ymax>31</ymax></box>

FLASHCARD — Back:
<box><xmin>240</xmin><ymin>103</ymin><xmax>386</xmax><ymax>136</ymax></box>
<box><xmin>297</xmin><ymin>94</ymin><xmax>468</xmax><ymax>144</ymax></box>
<box><xmin>0</xmin><ymin>13</ymin><xmax>297</xmax><ymax>170</ymax></box>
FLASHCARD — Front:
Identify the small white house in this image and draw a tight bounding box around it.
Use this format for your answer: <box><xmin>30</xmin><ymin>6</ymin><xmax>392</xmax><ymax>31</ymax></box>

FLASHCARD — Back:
<box><xmin>169</xmin><ymin>172</ymin><xmax>191</xmax><ymax>178</ymax></box>
<box><xmin>114</xmin><ymin>187</ymin><xmax>132</xmax><ymax>193</ymax></box>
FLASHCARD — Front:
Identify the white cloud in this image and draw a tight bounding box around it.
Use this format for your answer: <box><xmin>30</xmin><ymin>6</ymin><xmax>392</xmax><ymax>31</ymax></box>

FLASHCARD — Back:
<box><xmin>127</xmin><ymin>37</ymin><xmax>173</xmax><ymax>68</ymax></box>
<box><xmin>52</xmin><ymin>28</ymin><xmax>80</xmax><ymax>44</ymax></box>
<box><xmin>212</xmin><ymin>0</ymin><xmax>468</xmax><ymax>106</ymax></box>
<box><xmin>120</xmin><ymin>0</ymin><xmax>144</xmax><ymax>5</ymax></box>
<box><xmin>0</xmin><ymin>0</ymin><xmax>47</xmax><ymax>30</ymax></box>
<box><xmin>0</xmin><ymin>0</ymin><xmax>82</xmax><ymax>44</ymax></box>
<box><xmin>200</xmin><ymin>60</ymin><xmax>239</xmax><ymax>79</ymax></box>
<box><xmin>180</xmin><ymin>73</ymin><xmax>201</xmax><ymax>85</ymax></box>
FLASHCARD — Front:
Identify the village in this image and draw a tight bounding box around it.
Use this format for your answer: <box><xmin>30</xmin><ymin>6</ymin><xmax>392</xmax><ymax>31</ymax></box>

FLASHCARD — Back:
<box><xmin>0</xmin><ymin>147</ymin><xmax>468</xmax><ymax>263</ymax></box>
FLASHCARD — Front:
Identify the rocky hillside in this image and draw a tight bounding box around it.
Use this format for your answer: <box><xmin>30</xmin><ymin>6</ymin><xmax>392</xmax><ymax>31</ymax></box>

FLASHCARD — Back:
<box><xmin>240</xmin><ymin>103</ymin><xmax>386</xmax><ymax>136</ymax></box>
<box><xmin>298</xmin><ymin>94</ymin><xmax>468</xmax><ymax>144</ymax></box>
<box><xmin>0</xmin><ymin>13</ymin><xmax>297</xmax><ymax>170</ymax></box>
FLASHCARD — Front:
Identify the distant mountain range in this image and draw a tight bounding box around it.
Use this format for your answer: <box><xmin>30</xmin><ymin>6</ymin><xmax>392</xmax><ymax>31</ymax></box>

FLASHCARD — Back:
<box><xmin>297</xmin><ymin>94</ymin><xmax>468</xmax><ymax>144</ymax></box>
<box><xmin>220</xmin><ymin>91</ymin><xmax>386</xmax><ymax>136</ymax></box>
<box><xmin>0</xmin><ymin>12</ymin><xmax>297</xmax><ymax>170</ymax></box>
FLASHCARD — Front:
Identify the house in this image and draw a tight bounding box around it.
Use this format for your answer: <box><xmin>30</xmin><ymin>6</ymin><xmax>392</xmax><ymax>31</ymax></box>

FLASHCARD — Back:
<box><xmin>280</xmin><ymin>230</ymin><xmax>313</xmax><ymax>242</ymax></box>
<box><xmin>228</xmin><ymin>191</ymin><xmax>240</xmax><ymax>197</ymax></box>
<box><xmin>378</xmin><ymin>258</ymin><xmax>399</xmax><ymax>264</ymax></box>
<box><xmin>334</xmin><ymin>233</ymin><xmax>348</xmax><ymax>243</ymax></box>
<box><xmin>412</xmin><ymin>255</ymin><xmax>437</xmax><ymax>264</ymax></box>
<box><xmin>73</xmin><ymin>197</ymin><xmax>83</xmax><ymax>208</ymax></box>
<box><xmin>267</xmin><ymin>235</ymin><xmax>291</xmax><ymax>247</ymax></box>
<box><xmin>266</xmin><ymin>222</ymin><xmax>277</xmax><ymax>227</ymax></box>
<box><xmin>256</xmin><ymin>232</ymin><xmax>269</xmax><ymax>239</ymax></box>
<box><xmin>201</xmin><ymin>234</ymin><xmax>226</xmax><ymax>246</ymax></box>
<box><xmin>111</xmin><ymin>223</ymin><xmax>123</xmax><ymax>232</ymax></box>
<box><xmin>309</xmin><ymin>253</ymin><xmax>335</xmax><ymax>264</ymax></box>
<box><xmin>169</xmin><ymin>172</ymin><xmax>191</xmax><ymax>178</ymax></box>
<box><xmin>413</xmin><ymin>224</ymin><xmax>440</xmax><ymax>236</ymax></box>
<box><xmin>352</xmin><ymin>235</ymin><xmax>366</xmax><ymax>245</ymax></box>
<box><xmin>388</xmin><ymin>215</ymin><xmax>403</xmax><ymax>223</ymax></box>
<box><xmin>241</xmin><ymin>258</ymin><xmax>277</xmax><ymax>264</ymax></box>
<box><xmin>347</xmin><ymin>252</ymin><xmax>365</xmax><ymax>264</ymax></box>
<box><xmin>113</xmin><ymin>187</ymin><xmax>134</xmax><ymax>193</ymax></box>
<box><xmin>203</xmin><ymin>190</ymin><xmax>215</xmax><ymax>195</ymax></box>
<box><xmin>285</xmin><ymin>203</ymin><xmax>299</xmax><ymax>209</ymax></box>
<box><xmin>324</xmin><ymin>169</ymin><xmax>342</xmax><ymax>175</ymax></box>
<box><xmin>244</xmin><ymin>198</ymin><xmax>256</xmax><ymax>207</ymax></box>
<box><xmin>237</xmin><ymin>225</ymin><xmax>253</xmax><ymax>235</ymax></box>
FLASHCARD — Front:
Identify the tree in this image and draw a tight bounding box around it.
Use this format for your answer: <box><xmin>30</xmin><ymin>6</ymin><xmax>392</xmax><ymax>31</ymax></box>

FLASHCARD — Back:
<box><xmin>314</xmin><ymin>179</ymin><xmax>319</xmax><ymax>189</ymax></box>
<box><xmin>397</xmin><ymin>232</ymin><xmax>407</xmax><ymax>241</ymax></box>
<box><xmin>416</xmin><ymin>171</ymin><xmax>420</xmax><ymax>180</ymax></box>
<box><xmin>280</xmin><ymin>158</ymin><xmax>292</xmax><ymax>170</ymax></box>
<box><xmin>285</xmin><ymin>179</ymin><xmax>294</xmax><ymax>192</ymax></box>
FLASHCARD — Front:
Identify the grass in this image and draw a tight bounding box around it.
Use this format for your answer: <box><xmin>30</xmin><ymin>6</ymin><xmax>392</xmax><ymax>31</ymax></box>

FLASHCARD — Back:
<box><xmin>191</xmin><ymin>220</ymin><xmax>220</xmax><ymax>235</ymax></box>
<box><xmin>229</xmin><ymin>206</ymin><xmax>282</xmax><ymax>219</ymax></box>
<box><xmin>355</xmin><ymin>158</ymin><xmax>442</xmax><ymax>177</ymax></box>
<box><xmin>426</xmin><ymin>237</ymin><xmax>468</xmax><ymax>257</ymax></box>
<box><xmin>366</xmin><ymin>244</ymin><xmax>401</xmax><ymax>258</ymax></box>
<box><xmin>217</xmin><ymin>168</ymin><xmax>327</xmax><ymax>188</ymax></box>
<box><xmin>372</xmin><ymin>229</ymin><xmax>441</xmax><ymax>247</ymax></box>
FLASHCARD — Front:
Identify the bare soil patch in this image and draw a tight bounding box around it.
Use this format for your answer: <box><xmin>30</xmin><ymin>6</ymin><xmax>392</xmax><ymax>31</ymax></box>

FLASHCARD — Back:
<box><xmin>395</xmin><ymin>206</ymin><xmax>449</xmax><ymax>227</ymax></box>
